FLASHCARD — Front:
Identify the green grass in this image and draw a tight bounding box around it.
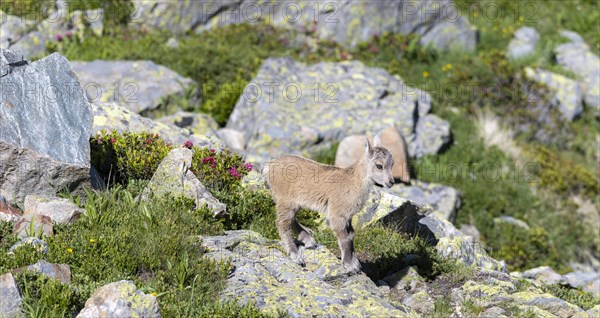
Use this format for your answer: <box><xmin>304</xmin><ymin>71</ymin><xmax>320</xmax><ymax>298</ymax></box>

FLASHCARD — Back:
<box><xmin>0</xmin><ymin>186</ymin><xmax>269</xmax><ymax>317</ymax></box>
<box><xmin>542</xmin><ymin>284</ymin><xmax>600</xmax><ymax>310</ymax></box>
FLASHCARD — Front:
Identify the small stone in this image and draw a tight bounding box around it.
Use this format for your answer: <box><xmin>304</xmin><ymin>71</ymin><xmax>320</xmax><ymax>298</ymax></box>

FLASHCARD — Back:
<box><xmin>8</xmin><ymin>237</ymin><xmax>49</xmax><ymax>254</ymax></box>
<box><xmin>494</xmin><ymin>215</ymin><xmax>530</xmax><ymax>230</ymax></box>
<box><xmin>76</xmin><ymin>280</ymin><xmax>160</xmax><ymax>318</ymax></box>
<box><xmin>0</xmin><ymin>194</ymin><xmax>22</xmax><ymax>223</ymax></box>
<box><xmin>217</xmin><ymin>128</ymin><xmax>246</xmax><ymax>152</ymax></box>
<box><xmin>507</xmin><ymin>27</ymin><xmax>540</xmax><ymax>59</ymax></box>
<box><xmin>519</xmin><ymin>266</ymin><xmax>563</xmax><ymax>285</ymax></box>
<box><xmin>16</xmin><ymin>260</ymin><xmax>71</xmax><ymax>284</ymax></box>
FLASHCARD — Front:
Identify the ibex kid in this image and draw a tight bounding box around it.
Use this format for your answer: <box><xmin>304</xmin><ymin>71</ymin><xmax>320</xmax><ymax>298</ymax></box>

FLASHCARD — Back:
<box><xmin>265</xmin><ymin>136</ymin><xmax>394</xmax><ymax>273</ymax></box>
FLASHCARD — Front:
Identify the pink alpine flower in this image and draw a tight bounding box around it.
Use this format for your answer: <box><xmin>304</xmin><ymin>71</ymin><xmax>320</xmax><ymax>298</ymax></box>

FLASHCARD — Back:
<box><xmin>55</xmin><ymin>34</ymin><xmax>63</xmax><ymax>42</ymax></box>
<box><xmin>182</xmin><ymin>140</ymin><xmax>193</xmax><ymax>149</ymax></box>
<box><xmin>244</xmin><ymin>163</ymin><xmax>253</xmax><ymax>171</ymax></box>
<box><xmin>230</xmin><ymin>167</ymin><xmax>241</xmax><ymax>178</ymax></box>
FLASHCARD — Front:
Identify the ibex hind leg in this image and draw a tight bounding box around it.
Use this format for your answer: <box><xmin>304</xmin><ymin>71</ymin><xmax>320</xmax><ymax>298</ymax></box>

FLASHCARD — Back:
<box><xmin>293</xmin><ymin>219</ymin><xmax>317</xmax><ymax>249</ymax></box>
<box><xmin>331</xmin><ymin>216</ymin><xmax>361</xmax><ymax>274</ymax></box>
<box><xmin>276</xmin><ymin>203</ymin><xmax>305</xmax><ymax>266</ymax></box>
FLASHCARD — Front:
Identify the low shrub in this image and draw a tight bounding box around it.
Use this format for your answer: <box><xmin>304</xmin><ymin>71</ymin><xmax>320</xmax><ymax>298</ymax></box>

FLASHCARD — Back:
<box><xmin>190</xmin><ymin>147</ymin><xmax>252</xmax><ymax>193</ymax></box>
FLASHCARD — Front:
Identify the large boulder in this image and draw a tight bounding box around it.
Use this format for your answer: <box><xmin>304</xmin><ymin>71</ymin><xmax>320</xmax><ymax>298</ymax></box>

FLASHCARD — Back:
<box><xmin>76</xmin><ymin>280</ymin><xmax>161</xmax><ymax>318</ymax></box>
<box><xmin>507</xmin><ymin>27</ymin><xmax>540</xmax><ymax>60</ymax></box>
<box><xmin>71</xmin><ymin>60</ymin><xmax>194</xmax><ymax>114</ymax></box>
<box><xmin>133</xmin><ymin>0</ymin><xmax>477</xmax><ymax>51</ymax></box>
<box><xmin>227</xmin><ymin>58</ymin><xmax>450</xmax><ymax>161</ymax></box>
<box><xmin>140</xmin><ymin>148</ymin><xmax>226</xmax><ymax>216</ymax></box>
<box><xmin>388</xmin><ymin>181</ymin><xmax>461</xmax><ymax>222</ymax></box>
<box><xmin>524</xmin><ymin>67</ymin><xmax>583</xmax><ymax>121</ymax></box>
<box><xmin>554</xmin><ymin>30</ymin><xmax>600</xmax><ymax>109</ymax></box>
<box><xmin>201</xmin><ymin>230</ymin><xmax>418</xmax><ymax>317</ymax></box>
<box><xmin>336</xmin><ymin>126</ymin><xmax>411</xmax><ymax>183</ymax></box>
<box><xmin>0</xmin><ymin>273</ymin><xmax>22</xmax><ymax>318</ymax></box>
<box><xmin>91</xmin><ymin>102</ymin><xmax>223</xmax><ymax>149</ymax></box>
<box><xmin>0</xmin><ymin>49</ymin><xmax>92</xmax><ymax>207</ymax></box>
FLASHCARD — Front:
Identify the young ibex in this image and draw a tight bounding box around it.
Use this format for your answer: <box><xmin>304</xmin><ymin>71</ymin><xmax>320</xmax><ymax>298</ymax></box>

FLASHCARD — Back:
<box><xmin>265</xmin><ymin>136</ymin><xmax>394</xmax><ymax>273</ymax></box>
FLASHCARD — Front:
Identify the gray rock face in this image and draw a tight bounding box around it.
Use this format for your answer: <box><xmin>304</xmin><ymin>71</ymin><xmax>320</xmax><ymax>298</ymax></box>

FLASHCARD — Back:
<box><xmin>18</xmin><ymin>260</ymin><xmax>71</xmax><ymax>284</ymax></box>
<box><xmin>76</xmin><ymin>280</ymin><xmax>161</xmax><ymax>318</ymax></box>
<box><xmin>157</xmin><ymin>111</ymin><xmax>219</xmax><ymax>137</ymax></box>
<box><xmin>389</xmin><ymin>180</ymin><xmax>461</xmax><ymax>222</ymax></box>
<box><xmin>0</xmin><ymin>49</ymin><xmax>92</xmax><ymax>207</ymax></box>
<box><xmin>514</xmin><ymin>266</ymin><xmax>562</xmax><ymax>285</ymax></box>
<box><xmin>562</xmin><ymin>271</ymin><xmax>600</xmax><ymax>296</ymax></box>
<box><xmin>91</xmin><ymin>102</ymin><xmax>223</xmax><ymax>149</ymax></box>
<box><xmin>71</xmin><ymin>60</ymin><xmax>194</xmax><ymax>114</ymax></box>
<box><xmin>216</xmin><ymin>128</ymin><xmax>246</xmax><ymax>153</ymax></box>
<box><xmin>201</xmin><ymin>230</ymin><xmax>416</xmax><ymax>317</ymax></box>
<box><xmin>524</xmin><ymin>67</ymin><xmax>583</xmax><ymax>121</ymax></box>
<box><xmin>0</xmin><ymin>194</ymin><xmax>22</xmax><ymax>223</ymax></box>
<box><xmin>554</xmin><ymin>30</ymin><xmax>600</xmax><ymax>109</ymax></box>
<box><xmin>0</xmin><ymin>273</ymin><xmax>22</xmax><ymax>318</ymax></box>
<box><xmin>134</xmin><ymin>0</ymin><xmax>477</xmax><ymax>51</ymax></box>
<box><xmin>507</xmin><ymin>27</ymin><xmax>540</xmax><ymax>60</ymax></box>
<box><xmin>23</xmin><ymin>194</ymin><xmax>83</xmax><ymax>224</ymax></box>
<box><xmin>227</xmin><ymin>58</ymin><xmax>450</xmax><ymax>161</ymax></box>
<box><xmin>141</xmin><ymin>148</ymin><xmax>226</xmax><ymax>216</ymax></box>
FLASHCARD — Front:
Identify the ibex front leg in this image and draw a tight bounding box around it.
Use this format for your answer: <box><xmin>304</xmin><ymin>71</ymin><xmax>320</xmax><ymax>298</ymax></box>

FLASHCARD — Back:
<box><xmin>331</xmin><ymin>215</ymin><xmax>361</xmax><ymax>273</ymax></box>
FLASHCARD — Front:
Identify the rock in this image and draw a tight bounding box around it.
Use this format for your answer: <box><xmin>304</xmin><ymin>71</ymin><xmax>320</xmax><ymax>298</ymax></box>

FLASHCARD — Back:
<box><xmin>227</xmin><ymin>58</ymin><xmax>450</xmax><ymax>161</ymax></box>
<box><xmin>0</xmin><ymin>10</ymin><xmax>36</xmax><ymax>50</ymax></box>
<box><xmin>134</xmin><ymin>0</ymin><xmax>477</xmax><ymax>51</ymax></box>
<box><xmin>6</xmin><ymin>9</ymin><xmax>103</xmax><ymax>59</ymax></box>
<box><xmin>0</xmin><ymin>49</ymin><xmax>92</xmax><ymax>207</ymax></box>
<box><xmin>140</xmin><ymin>148</ymin><xmax>226</xmax><ymax>216</ymax></box>
<box><xmin>91</xmin><ymin>102</ymin><xmax>223</xmax><ymax>149</ymax></box>
<box><xmin>76</xmin><ymin>280</ymin><xmax>161</xmax><ymax>318</ymax></box>
<box><xmin>418</xmin><ymin>16</ymin><xmax>478</xmax><ymax>52</ymax></box>
<box><xmin>165</xmin><ymin>37</ymin><xmax>179</xmax><ymax>49</ymax></box>
<box><xmin>562</xmin><ymin>271</ymin><xmax>600</xmax><ymax>296</ymax></box>
<box><xmin>388</xmin><ymin>180</ymin><xmax>461</xmax><ymax>222</ymax></box>
<box><xmin>0</xmin><ymin>273</ymin><xmax>22</xmax><ymax>318</ymax></box>
<box><xmin>516</xmin><ymin>266</ymin><xmax>563</xmax><ymax>285</ymax></box>
<box><xmin>201</xmin><ymin>230</ymin><xmax>417</xmax><ymax>317</ymax></box>
<box><xmin>401</xmin><ymin>291</ymin><xmax>435</xmax><ymax>315</ymax></box>
<box><xmin>383</xmin><ymin>266</ymin><xmax>426</xmax><ymax>291</ymax></box>
<box><xmin>335</xmin><ymin>126</ymin><xmax>411</xmax><ymax>183</ymax></box>
<box><xmin>524</xmin><ymin>67</ymin><xmax>584</xmax><ymax>120</ymax></box>
<box><xmin>587</xmin><ymin>305</ymin><xmax>600</xmax><ymax>317</ymax></box>
<box><xmin>13</xmin><ymin>214</ymin><xmax>53</xmax><ymax>239</ymax></box>
<box><xmin>494</xmin><ymin>215</ymin><xmax>530</xmax><ymax>230</ymax></box>
<box><xmin>216</xmin><ymin>128</ymin><xmax>246</xmax><ymax>153</ymax></box>
<box><xmin>71</xmin><ymin>60</ymin><xmax>194</xmax><ymax>114</ymax></box>
<box><xmin>16</xmin><ymin>260</ymin><xmax>71</xmax><ymax>284</ymax></box>
<box><xmin>514</xmin><ymin>291</ymin><xmax>585</xmax><ymax>317</ymax></box>
<box><xmin>507</xmin><ymin>27</ymin><xmax>540</xmax><ymax>60</ymax></box>
<box><xmin>8</xmin><ymin>237</ymin><xmax>49</xmax><ymax>254</ymax></box>
<box><xmin>554</xmin><ymin>30</ymin><xmax>600</xmax><ymax>109</ymax></box>
<box><xmin>90</xmin><ymin>164</ymin><xmax>106</xmax><ymax>190</ymax></box>
<box><xmin>23</xmin><ymin>194</ymin><xmax>83</xmax><ymax>224</ymax></box>
<box><xmin>459</xmin><ymin>224</ymin><xmax>481</xmax><ymax>241</ymax></box>
<box><xmin>157</xmin><ymin>111</ymin><xmax>219</xmax><ymax>137</ymax></box>
<box><xmin>0</xmin><ymin>194</ymin><xmax>22</xmax><ymax>223</ymax></box>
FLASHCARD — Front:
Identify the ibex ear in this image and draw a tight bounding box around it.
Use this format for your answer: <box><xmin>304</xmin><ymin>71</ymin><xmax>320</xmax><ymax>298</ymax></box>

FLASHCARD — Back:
<box><xmin>373</xmin><ymin>134</ymin><xmax>381</xmax><ymax>147</ymax></box>
<box><xmin>364</xmin><ymin>137</ymin><xmax>371</xmax><ymax>156</ymax></box>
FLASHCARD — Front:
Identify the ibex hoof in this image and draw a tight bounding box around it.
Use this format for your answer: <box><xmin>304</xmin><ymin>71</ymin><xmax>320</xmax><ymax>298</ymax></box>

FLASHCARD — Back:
<box><xmin>290</xmin><ymin>252</ymin><xmax>306</xmax><ymax>267</ymax></box>
<box><xmin>302</xmin><ymin>237</ymin><xmax>317</xmax><ymax>249</ymax></box>
<box><xmin>343</xmin><ymin>258</ymin><xmax>361</xmax><ymax>274</ymax></box>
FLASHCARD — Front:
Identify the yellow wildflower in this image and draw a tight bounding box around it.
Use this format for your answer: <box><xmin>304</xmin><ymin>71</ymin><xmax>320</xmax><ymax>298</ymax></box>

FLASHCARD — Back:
<box><xmin>90</xmin><ymin>239</ymin><xmax>96</xmax><ymax>243</ymax></box>
<box><xmin>422</xmin><ymin>71</ymin><xmax>430</xmax><ymax>78</ymax></box>
<box><xmin>151</xmin><ymin>292</ymin><xmax>157</xmax><ymax>297</ymax></box>
<box><xmin>67</xmin><ymin>248</ymin><xmax>73</xmax><ymax>253</ymax></box>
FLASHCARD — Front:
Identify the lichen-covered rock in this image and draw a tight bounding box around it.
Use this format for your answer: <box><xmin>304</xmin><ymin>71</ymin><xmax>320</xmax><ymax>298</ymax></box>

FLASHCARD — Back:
<box><xmin>388</xmin><ymin>180</ymin><xmax>461</xmax><ymax>222</ymax></box>
<box><xmin>76</xmin><ymin>280</ymin><xmax>161</xmax><ymax>318</ymax></box>
<box><xmin>507</xmin><ymin>27</ymin><xmax>540</xmax><ymax>60</ymax></box>
<box><xmin>91</xmin><ymin>102</ymin><xmax>223</xmax><ymax>149</ymax></box>
<box><xmin>216</xmin><ymin>128</ymin><xmax>246</xmax><ymax>153</ymax></box>
<box><xmin>554</xmin><ymin>30</ymin><xmax>600</xmax><ymax>109</ymax></box>
<box><xmin>23</xmin><ymin>194</ymin><xmax>83</xmax><ymax>224</ymax></box>
<box><xmin>0</xmin><ymin>194</ymin><xmax>21</xmax><ymax>223</ymax></box>
<box><xmin>335</xmin><ymin>126</ymin><xmax>411</xmax><ymax>183</ymax></box>
<box><xmin>13</xmin><ymin>214</ymin><xmax>53</xmax><ymax>239</ymax></box>
<box><xmin>157</xmin><ymin>111</ymin><xmax>219</xmax><ymax>136</ymax></box>
<box><xmin>562</xmin><ymin>271</ymin><xmax>600</xmax><ymax>296</ymax></box>
<box><xmin>227</xmin><ymin>58</ymin><xmax>450</xmax><ymax>161</ymax></box>
<box><xmin>16</xmin><ymin>260</ymin><xmax>71</xmax><ymax>284</ymax></box>
<box><xmin>201</xmin><ymin>230</ymin><xmax>417</xmax><ymax>317</ymax></box>
<box><xmin>0</xmin><ymin>273</ymin><xmax>22</xmax><ymax>318</ymax></box>
<box><xmin>134</xmin><ymin>0</ymin><xmax>477</xmax><ymax>51</ymax></box>
<box><xmin>71</xmin><ymin>60</ymin><xmax>194</xmax><ymax>114</ymax></box>
<box><xmin>524</xmin><ymin>67</ymin><xmax>584</xmax><ymax>120</ymax></box>
<box><xmin>5</xmin><ymin>8</ymin><xmax>103</xmax><ymax>59</ymax></box>
<box><xmin>0</xmin><ymin>49</ymin><xmax>92</xmax><ymax>207</ymax></box>
<box><xmin>512</xmin><ymin>266</ymin><xmax>562</xmax><ymax>285</ymax></box>
<box><xmin>141</xmin><ymin>148</ymin><xmax>226</xmax><ymax>216</ymax></box>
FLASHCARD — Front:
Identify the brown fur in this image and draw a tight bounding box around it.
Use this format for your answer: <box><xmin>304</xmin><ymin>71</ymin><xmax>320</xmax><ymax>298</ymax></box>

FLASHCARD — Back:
<box><xmin>265</xmin><ymin>137</ymin><xmax>394</xmax><ymax>272</ymax></box>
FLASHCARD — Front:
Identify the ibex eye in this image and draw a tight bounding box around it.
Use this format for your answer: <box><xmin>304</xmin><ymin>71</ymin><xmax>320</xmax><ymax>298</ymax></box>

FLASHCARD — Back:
<box><xmin>376</xmin><ymin>164</ymin><xmax>383</xmax><ymax>170</ymax></box>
